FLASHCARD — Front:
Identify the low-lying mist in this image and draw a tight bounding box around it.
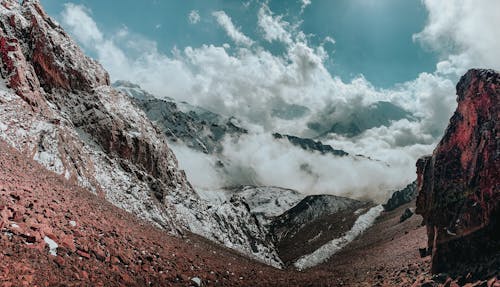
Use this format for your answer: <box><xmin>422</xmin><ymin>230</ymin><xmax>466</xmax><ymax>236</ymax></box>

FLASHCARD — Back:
<box><xmin>171</xmin><ymin>127</ymin><xmax>435</xmax><ymax>203</ymax></box>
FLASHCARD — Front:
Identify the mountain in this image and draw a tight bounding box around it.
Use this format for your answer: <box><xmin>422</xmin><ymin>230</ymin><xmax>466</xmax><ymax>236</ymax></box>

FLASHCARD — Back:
<box><xmin>416</xmin><ymin>69</ymin><xmax>500</xmax><ymax>277</ymax></box>
<box><xmin>273</xmin><ymin>133</ymin><xmax>349</xmax><ymax>156</ymax></box>
<box><xmin>271</xmin><ymin>195</ymin><xmax>372</xmax><ymax>264</ymax></box>
<box><xmin>383</xmin><ymin>181</ymin><xmax>417</xmax><ymax>211</ymax></box>
<box><xmin>113</xmin><ymin>80</ymin><xmax>247</xmax><ymax>154</ymax></box>
<box><xmin>0</xmin><ymin>0</ymin><xmax>383</xmax><ymax>269</ymax></box>
<box><xmin>0</xmin><ymin>139</ymin><xmax>273</xmax><ymax>286</ymax></box>
<box><xmin>114</xmin><ymin>80</ymin><xmax>353</xmax><ymax>158</ymax></box>
<box><xmin>307</xmin><ymin>101</ymin><xmax>415</xmax><ymax>137</ymax></box>
<box><xmin>0</xmin><ymin>0</ymin><xmax>281</xmax><ymax>266</ymax></box>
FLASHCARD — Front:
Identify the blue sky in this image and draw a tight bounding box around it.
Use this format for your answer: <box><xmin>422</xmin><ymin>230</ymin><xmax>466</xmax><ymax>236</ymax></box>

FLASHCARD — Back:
<box><xmin>40</xmin><ymin>0</ymin><xmax>436</xmax><ymax>88</ymax></box>
<box><xmin>35</xmin><ymin>0</ymin><xmax>500</xmax><ymax>195</ymax></box>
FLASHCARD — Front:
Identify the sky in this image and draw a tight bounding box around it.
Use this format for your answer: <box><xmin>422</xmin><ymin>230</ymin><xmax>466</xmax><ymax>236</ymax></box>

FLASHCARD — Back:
<box><xmin>38</xmin><ymin>0</ymin><xmax>500</xmax><ymax>201</ymax></box>
<box><xmin>40</xmin><ymin>0</ymin><xmax>435</xmax><ymax>87</ymax></box>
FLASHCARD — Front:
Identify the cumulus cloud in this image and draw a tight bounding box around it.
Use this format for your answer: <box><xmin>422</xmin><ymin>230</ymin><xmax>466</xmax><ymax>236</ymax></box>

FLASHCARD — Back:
<box><xmin>61</xmin><ymin>4</ymin><xmax>102</xmax><ymax>44</ymax></box>
<box><xmin>188</xmin><ymin>10</ymin><xmax>200</xmax><ymax>24</ymax></box>
<box><xmin>257</xmin><ymin>4</ymin><xmax>293</xmax><ymax>44</ymax></box>
<box><xmin>59</xmin><ymin>1</ymin><xmax>498</xmax><ymax>201</ymax></box>
<box><xmin>212</xmin><ymin>11</ymin><xmax>254</xmax><ymax>46</ymax></box>
<box><xmin>414</xmin><ymin>0</ymin><xmax>500</xmax><ymax>76</ymax></box>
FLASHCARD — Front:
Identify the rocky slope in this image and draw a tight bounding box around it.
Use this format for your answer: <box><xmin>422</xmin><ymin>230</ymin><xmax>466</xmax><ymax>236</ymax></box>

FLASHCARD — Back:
<box><xmin>0</xmin><ymin>0</ymin><xmax>283</xmax><ymax>266</ymax></box>
<box><xmin>0</xmin><ymin>138</ymin><xmax>341</xmax><ymax>287</ymax></box>
<box><xmin>0</xmin><ymin>0</ymin><xmax>386</xmax><ymax>268</ymax></box>
<box><xmin>114</xmin><ymin>80</ymin><xmax>247</xmax><ymax>154</ymax></box>
<box><xmin>416</xmin><ymin>69</ymin><xmax>500</xmax><ymax>276</ymax></box>
<box><xmin>383</xmin><ymin>181</ymin><xmax>417</xmax><ymax>211</ymax></box>
<box><xmin>9</xmin><ymin>136</ymin><xmax>478</xmax><ymax>286</ymax></box>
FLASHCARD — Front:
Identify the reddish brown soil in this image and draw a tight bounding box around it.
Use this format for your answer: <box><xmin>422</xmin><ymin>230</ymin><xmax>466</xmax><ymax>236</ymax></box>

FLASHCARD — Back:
<box><xmin>313</xmin><ymin>202</ymin><xmax>431</xmax><ymax>286</ymax></box>
<box><xmin>0</xmin><ymin>140</ymin><xmax>332</xmax><ymax>286</ymax></box>
<box><xmin>1</xmin><ymin>139</ymin><xmax>498</xmax><ymax>286</ymax></box>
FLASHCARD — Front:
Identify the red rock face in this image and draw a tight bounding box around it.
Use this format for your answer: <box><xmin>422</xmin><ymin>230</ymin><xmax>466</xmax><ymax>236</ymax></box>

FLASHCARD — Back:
<box><xmin>416</xmin><ymin>69</ymin><xmax>500</xmax><ymax>273</ymax></box>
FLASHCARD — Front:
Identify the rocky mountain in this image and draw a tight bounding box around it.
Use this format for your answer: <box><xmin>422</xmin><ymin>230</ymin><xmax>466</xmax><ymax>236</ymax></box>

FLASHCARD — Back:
<box><xmin>0</xmin><ymin>0</ymin><xmax>281</xmax><ymax>266</ymax></box>
<box><xmin>271</xmin><ymin>195</ymin><xmax>372</xmax><ymax>264</ymax></box>
<box><xmin>0</xmin><ymin>0</ymin><xmax>385</xmax><ymax>269</ymax></box>
<box><xmin>383</xmin><ymin>181</ymin><xmax>417</xmax><ymax>211</ymax></box>
<box><xmin>113</xmin><ymin>81</ymin><xmax>247</xmax><ymax>154</ymax></box>
<box><xmin>273</xmin><ymin>133</ymin><xmax>349</xmax><ymax>156</ymax></box>
<box><xmin>416</xmin><ymin>69</ymin><xmax>500</xmax><ymax>277</ymax></box>
<box><xmin>114</xmin><ymin>80</ymin><xmax>353</xmax><ymax>158</ymax></box>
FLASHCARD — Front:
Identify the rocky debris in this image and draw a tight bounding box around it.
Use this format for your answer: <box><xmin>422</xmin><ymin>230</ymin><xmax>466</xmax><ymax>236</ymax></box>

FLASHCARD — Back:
<box><xmin>0</xmin><ymin>139</ymin><xmax>344</xmax><ymax>286</ymax></box>
<box><xmin>2</xmin><ymin>136</ymin><xmax>477</xmax><ymax>286</ymax></box>
<box><xmin>311</xmin><ymin>198</ymin><xmax>432</xmax><ymax>286</ymax></box>
<box><xmin>384</xmin><ymin>181</ymin><xmax>417</xmax><ymax>211</ymax></box>
<box><xmin>416</xmin><ymin>69</ymin><xmax>500</xmax><ymax>275</ymax></box>
<box><xmin>400</xmin><ymin>208</ymin><xmax>414</xmax><ymax>223</ymax></box>
<box><xmin>273</xmin><ymin>133</ymin><xmax>348</xmax><ymax>156</ymax></box>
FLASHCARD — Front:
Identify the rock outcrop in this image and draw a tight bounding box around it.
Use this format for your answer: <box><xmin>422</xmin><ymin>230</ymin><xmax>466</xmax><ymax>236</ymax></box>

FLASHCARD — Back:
<box><xmin>416</xmin><ymin>69</ymin><xmax>500</xmax><ymax>273</ymax></box>
<box><xmin>273</xmin><ymin>133</ymin><xmax>348</xmax><ymax>157</ymax></box>
<box><xmin>383</xmin><ymin>181</ymin><xmax>417</xmax><ymax>211</ymax></box>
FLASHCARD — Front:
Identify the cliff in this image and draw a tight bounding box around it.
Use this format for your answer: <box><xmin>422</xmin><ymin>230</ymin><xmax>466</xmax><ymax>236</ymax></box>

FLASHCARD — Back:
<box><xmin>416</xmin><ymin>69</ymin><xmax>500</xmax><ymax>274</ymax></box>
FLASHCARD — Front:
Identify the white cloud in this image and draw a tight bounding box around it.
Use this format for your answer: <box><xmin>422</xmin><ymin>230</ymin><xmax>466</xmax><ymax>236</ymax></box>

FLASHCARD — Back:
<box><xmin>324</xmin><ymin>36</ymin><xmax>335</xmax><ymax>45</ymax></box>
<box><xmin>61</xmin><ymin>4</ymin><xmax>102</xmax><ymax>44</ymax></box>
<box><xmin>188</xmin><ymin>10</ymin><xmax>200</xmax><ymax>24</ymax></box>
<box><xmin>219</xmin><ymin>133</ymin><xmax>416</xmax><ymax>202</ymax></box>
<box><xmin>257</xmin><ymin>4</ymin><xmax>293</xmax><ymax>44</ymax></box>
<box><xmin>212</xmin><ymin>11</ymin><xmax>254</xmax><ymax>46</ymax></box>
<box><xmin>414</xmin><ymin>0</ymin><xmax>500</xmax><ymax>76</ymax></box>
<box><xmin>59</xmin><ymin>1</ymin><xmax>499</xmax><ymax>201</ymax></box>
<box><xmin>300</xmin><ymin>0</ymin><xmax>312</xmax><ymax>13</ymax></box>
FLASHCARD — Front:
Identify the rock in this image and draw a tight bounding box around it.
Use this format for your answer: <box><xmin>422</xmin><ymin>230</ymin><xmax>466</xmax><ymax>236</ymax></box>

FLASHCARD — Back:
<box><xmin>273</xmin><ymin>133</ymin><xmax>348</xmax><ymax>156</ymax></box>
<box><xmin>399</xmin><ymin>208</ymin><xmax>414</xmax><ymax>223</ymax></box>
<box><xmin>59</xmin><ymin>236</ymin><xmax>76</xmax><ymax>253</ymax></box>
<box><xmin>191</xmin><ymin>276</ymin><xmax>202</xmax><ymax>286</ymax></box>
<box><xmin>53</xmin><ymin>255</ymin><xmax>65</xmax><ymax>268</ymax></box>
<box><xmin>384</xmin><ymin>181</ymin><xmax>417</xmax><ymax>211</ymax></box>
<box><xmin>114</xmin><ymin>80</ymin><xmax>247</xmax><ymax>154</ymax></box>
<box><xmin>76</xmin><ymin>250</ymin><xmax>90</xmax><ymax>259</ymax></box>
<box><xmin>416</xmin><ymin>69</ymin><xmax>500</xmax><ymax>274</ymax></box>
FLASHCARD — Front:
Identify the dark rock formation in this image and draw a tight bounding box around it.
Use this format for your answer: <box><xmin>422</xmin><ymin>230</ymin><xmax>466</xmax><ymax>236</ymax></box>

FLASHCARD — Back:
<box><xmin>383</xmin><ymin>181</ymin><xmax>417</xmax><ymax>211</ymax></box>
<box><xmin>273</xmin><ymin>133</ymin><xmax>348</xmax><ymax>156</ymax></box>
<box><xmin>399</xmin><ymin>208</ymin><xmax>414</xmax><ymax>223</ymax></box>
<box><xmin>416</xmin><ymin>69</ymin><xmax>500</xmax><ymax>274</ymax></box>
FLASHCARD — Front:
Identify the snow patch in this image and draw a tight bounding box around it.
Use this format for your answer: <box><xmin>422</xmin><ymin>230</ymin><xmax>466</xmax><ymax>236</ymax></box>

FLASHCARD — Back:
<box><xmin>44</xmin><ymin>236</ymin><xmax>58</xmax><ymax>256</ymax></box>
<box><xmin>293</xmin><ymin>205</ymin><xmax>384</xmax><ymax>270</ymax></box>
